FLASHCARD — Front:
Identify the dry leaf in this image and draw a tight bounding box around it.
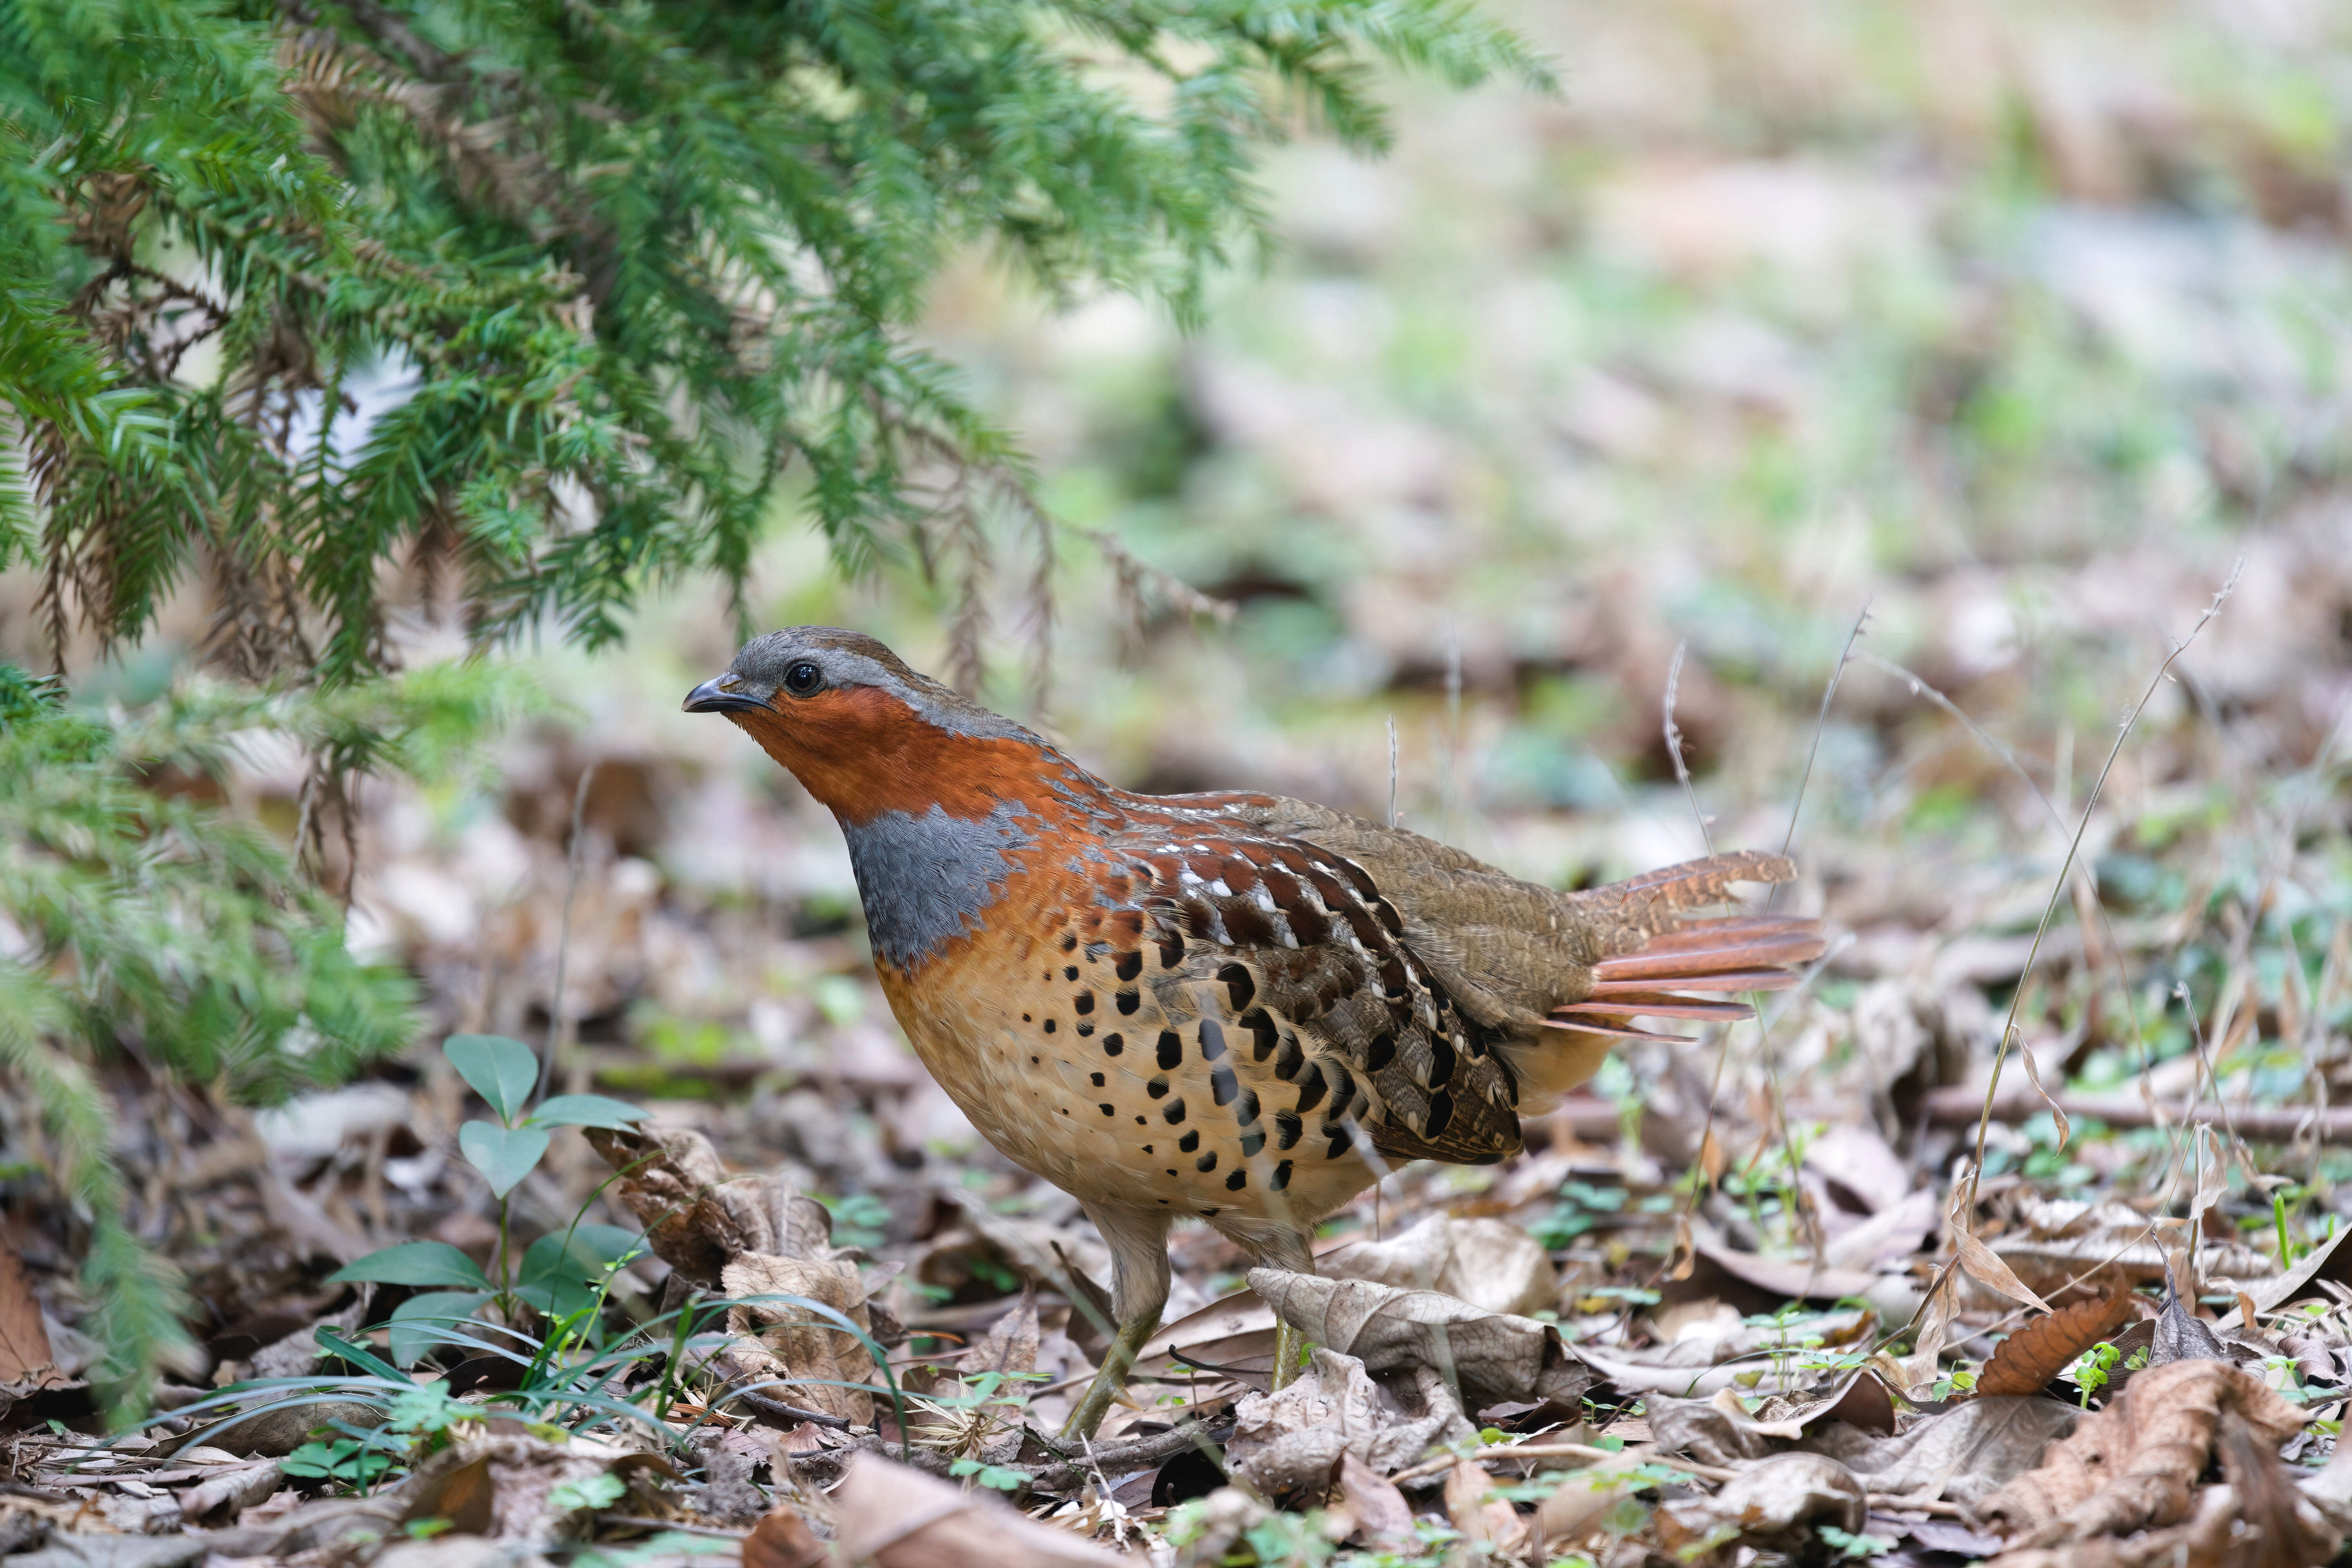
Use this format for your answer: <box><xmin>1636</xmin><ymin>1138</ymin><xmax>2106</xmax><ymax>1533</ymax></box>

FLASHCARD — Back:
<box><xmin>1977</xmin><ymin>1294</ymin><xmax>2137</xmax><ymax>1397</ymax></box>
<box><xmin>1531</xmin><ymin>1455</ymin><xmax>1650</xmax><ymax>1553</ymax></box>
<box><xmin>724</xmin><ymin>1252</ymin><xmax>877</xmax><ymax>1426</ymax></box>
<box><xmin>0</xmin><ymin>1241</ymin><xmax>64</xmax><ymax>1392</ymax></box>
<box><xmin>1803</xmin><ymin>1124</ymin><xmax>1909</xmax><ymax>1212</ymax></box>
<box><xmin>177</xmin><ymin>1459</ymin><xmax>283</xmax><ymax>1523</ymax></box>
<box><xmin>742</xmin><ymin>1503</ymin><xmax>831</xmax><ymax>1568</ymax></box>
<box><xmin>1659</xmin><ymin>1451</ymin><xmax>1865</xmax><ymax>1553</ymax></box>
<box><xmin>1444</xmin><ymin>1457</ymin><xmax>1527</xmax><ymax>1552</ymax></box>
<box><xmin>831</xmin><ymin>1452</ymin><xmax>1122</xmax><ymax>1567</ymax></box>
<box><xmin>959</xmin><ymin>1289</ymin><xmax>1039</xmax><ymax>1377</ymax></box>
<box><xmin>1954</xmin><ymin>1223</ymin><xmax>2056</xmax><ymax>1315</ymax></box>
<box><xmin>1319</xmin><ymin>1215</ymin><xmax>1558</xmax><ymax>1318</ymax></box>
<box><xmin>1245</xmin><ymin>1267</ymin><xmax>1592</xmax><ymax>1411</ymax></box>
<box><xmin>1330</xmin><ymin>1451</ymin><xmax>1414</xmax><ymax>1544</ymax></box>
<box><xmin>401</xmin><ymin>1454</ymin><xmax>497</xmax><ymax>1537</ymax></box>
<box><xmin>587</xmin><ymin>1123</ymin><xmax>835</xmax><ymax>1287</ymax></box>
<box><xmin>1806</xmin><ymin>1396</ymin><xmax>2081</xmax><ymax>1507</ymax></box>
<box><xmin>1979</xmin><ymin>1357</ymin><xmax>2308</xmax><ymax>1547</ymax></box>
<box><xmin>1225</xmin><ymin>1346</ymin><xmax>1474</xmax><ymax>1496</ymax></box>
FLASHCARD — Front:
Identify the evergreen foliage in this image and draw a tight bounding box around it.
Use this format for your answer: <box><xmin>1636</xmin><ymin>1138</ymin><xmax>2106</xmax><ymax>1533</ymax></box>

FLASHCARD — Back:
<box><xmin>1</xmin><ymin>0</ymin><xmax>1546</xmax><ymax>688</ymax></box>
<box><xmin>0</xmin><ymin>660</ymin><xmax>543</xmax><ymax>1404</ymax></box>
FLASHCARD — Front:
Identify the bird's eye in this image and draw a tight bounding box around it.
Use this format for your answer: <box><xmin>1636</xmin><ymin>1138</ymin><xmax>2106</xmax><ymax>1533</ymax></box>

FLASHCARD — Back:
<box><xmin>783</xmin><ymin>661</ymin><xmax>823</xmax><ymax>696</ymax></box>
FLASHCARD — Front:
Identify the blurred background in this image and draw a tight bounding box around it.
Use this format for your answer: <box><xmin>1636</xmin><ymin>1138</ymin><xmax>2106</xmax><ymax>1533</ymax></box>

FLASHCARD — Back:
<box><xmin>11</xmin><ymin>0</ymin><xmax>2351</xmax><ymax>1308</ymax></box>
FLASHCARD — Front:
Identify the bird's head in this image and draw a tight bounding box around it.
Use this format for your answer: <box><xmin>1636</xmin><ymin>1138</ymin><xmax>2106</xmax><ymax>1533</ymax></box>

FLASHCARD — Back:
<box><xmin>684</xmin><ymin>627</ymin><xmax>1049</xmax><ymax>820</ymax></box>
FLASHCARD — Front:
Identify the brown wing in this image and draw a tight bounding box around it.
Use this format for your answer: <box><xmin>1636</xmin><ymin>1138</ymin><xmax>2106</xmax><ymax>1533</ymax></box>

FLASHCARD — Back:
<box><xmin>1092</xmin><ymin>818</ymin><xmax>1524</xmax><ymax>1168</ymax></box>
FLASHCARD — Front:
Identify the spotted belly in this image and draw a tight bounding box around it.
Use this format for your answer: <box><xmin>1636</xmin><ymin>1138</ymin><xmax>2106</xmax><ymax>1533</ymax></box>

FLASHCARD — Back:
<box><xmin>875</xmin><ymin>914</ymin><xmax>1382</xmax><ymax>1230</ymax></box>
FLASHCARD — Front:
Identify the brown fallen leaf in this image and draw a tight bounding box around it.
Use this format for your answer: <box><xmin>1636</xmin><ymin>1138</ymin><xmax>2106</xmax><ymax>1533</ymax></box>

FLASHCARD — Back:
<box><xmin>831</xmin><ymin>1451</ymin><xmax>1123</xmax><ymax>1566</ymax></box>
<box><xmin>1530</xmin><ymin>1454</ymin><xmax>1650</xmax><ymax>1555</ymax></box>
<box><xmin>1979</xmin><ymin>1357</ymin><xmax>2308</xmax><ymax>1549</ymax></box>
<box><xmin>1806</xmin><ymin>1396</ymin><xmax>2082</xmax><ymax>1507</ymax></box>
<box><xmin>1224</xmin><ymin>1346</ymin><xmax>1474</xmax><ymax>1497</ymax></box>
<box><xmin>724</xmin><ymin>1252</ymin><xmax>879</xmax><ymax>1426</ymax></box>
<box><xmin>1319</xmin><ymin>1215</ymin><xmax>1559</xmax><ymax>1317</ymax></box>
<box><xmin>1329</xmin><ymin>1451</ymin><xmax>1415</xmax><ymax>1545</ymax></box>
<box><xmin>177</xmin><ymin>1459</ymin><xmax>284</xmax><ymax>1524</ymax></box>
<box><xmin>959</xmin><ymin>1288</ymin><xmax>1039</xmax><ymax>1377</ymax></box>
<box><xmin>743</xmin><ymin>1502</ymin><xmax>832</xmax><ymax>1568</ymax></box>
<box><xmin>0</xmin><ymin>1240</ymin><xmax>65</xmax><ymax>1393</ymax></box>
<box><xmin>401</xmin><ymin>1454</ymin><xmax>497</xmax><ymax>1537</ymax></box>
<box><xmin>1245</xmin><ymin>1267</ymin><xmax>1593</xmax><ymax>1410</ymax></box>
<box><xmin>1444</xmin><ymin>1457</ymin><xmax>1528</xmax><ymax>1553</ymax></box>
<box><xmin>1659</xmin><ymin>1451</ymin><xmax>1866</xmax><ymax>1557</ymax></box>
<box><xmin>1977</xmin><ymin>1293</ymin><xmax>2138</xmax><ymax>1398</ymax></box>
<box><xmin>586</xmin><ymin>1123</ymin><xmax>834</xmax><ymax>1288</ymax></box>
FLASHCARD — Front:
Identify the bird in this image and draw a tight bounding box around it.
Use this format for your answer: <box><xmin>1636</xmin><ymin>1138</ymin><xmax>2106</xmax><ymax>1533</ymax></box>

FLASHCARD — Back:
<box><xmin>685</xmin><ymin>627</ymin><xmax>1827</xmax><ymax>1438</ymax></box>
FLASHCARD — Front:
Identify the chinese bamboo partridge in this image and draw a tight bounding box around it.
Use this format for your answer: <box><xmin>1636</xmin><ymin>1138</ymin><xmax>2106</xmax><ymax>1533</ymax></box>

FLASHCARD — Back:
<box><xmin>686</xmin><ymin>628</ymin><xmax>1826</xmax><ymax>1437</ymax></box>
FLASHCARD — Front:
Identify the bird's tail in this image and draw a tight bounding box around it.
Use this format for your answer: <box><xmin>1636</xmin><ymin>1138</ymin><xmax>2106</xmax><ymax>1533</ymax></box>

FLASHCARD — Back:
<box><xmin>1547</xmin><ymin>852</ymin><xmax>1827</xmax><ymax>1045</ymax></box>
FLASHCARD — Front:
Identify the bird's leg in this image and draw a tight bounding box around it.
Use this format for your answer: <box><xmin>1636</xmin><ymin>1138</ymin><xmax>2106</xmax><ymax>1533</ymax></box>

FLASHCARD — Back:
<box><xmin>1059</xmin><ymin>1204</ymin><xmax>1170</xmax><ymax>1443</ymax></box>
<box><xmin>1254</xmin><ymin>1228</ymin><xmax>1316</xmax><ymax>1391</ymax></box>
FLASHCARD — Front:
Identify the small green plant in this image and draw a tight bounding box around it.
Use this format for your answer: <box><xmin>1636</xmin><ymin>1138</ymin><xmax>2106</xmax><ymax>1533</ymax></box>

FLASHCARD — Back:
<box><xmin>1819</xmin><ymin>1524</ymin><xmax>1896</xmax><ymax>1558</ymax></box>
<box><xmin>947</xmin><ymin>1458</ymin><xmax>1029</xmax><ymax>1492</ymax></box>
<box><xmin>329</xmin><ymin>1034</ymin><xmax>648</xmax><ymax>1342</ymax></box>
<box><xmin>2071</xmin><ymin>1341</ymin><xmax>2124</xmax><ymax>1406</ymax></box>
<box><xmin>281</xmin><ymin>1435</ymin><xmax>397</xmax><ymax>1487</ymax></box>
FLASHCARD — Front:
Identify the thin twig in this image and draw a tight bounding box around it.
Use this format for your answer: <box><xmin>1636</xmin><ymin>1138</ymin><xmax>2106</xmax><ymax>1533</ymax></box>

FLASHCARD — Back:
<box><xmin>540</xmin><ymin>760</ymin><xmax>596</xmax><ymax>1104</ymax></box>
<box><xmin>1965</xmin><ymin>559</ymin><xmax>2242</xmax><ymax>1213</ymax></box>
<box><xmin>1661</xmin><ymin>640</ymin><xmax>1712</xmax><ymax>857</ymax></box>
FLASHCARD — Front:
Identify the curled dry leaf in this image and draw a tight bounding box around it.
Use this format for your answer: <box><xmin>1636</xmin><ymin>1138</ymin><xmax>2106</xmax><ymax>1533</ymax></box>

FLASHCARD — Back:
<box><xmin>1445</xmin><ymin>1456</ymin><xmax>1528</xmax><ymax>1553</ymax></box>
<box><xmin>1659</xmin><ymin>1451</ymin><xmax>1865</xmax><ymax>1555</ymax></box>
<box><xmin>958</xmin><ymin>1288</ymin><xmax>1039</xmax><ymax>1377</ymax></box>
<box><xmin>1977</xmin><ymin>1292</ymin><xmax>2137</xmax><ymax>1397</ymax></box>
<box><xmin>400</xmin><ymin>1453</ymin><xmax>496</xmax><ymax>1538</ymax></box>
<box><xmin>1979</xmin><ymin>1357</ymin><xmax>2308</xmax><ymax>1548</ymax></box>
<box><xmin>1319</xmin><ymin>1214</ymin><xmax>1559</xmax><ymax>1317</ymax></box>
<box><xmin>742</xmin><ymin>1503</ymin><xmax>831</xmax><ymax>1568</ymax></box>
<box><xmin>1805</xmin><ymin>1397</ymin><xmax>2083</xmax><ymax>1507</ymax></box>
<box><xmin>723</xmin><ymin>1252</ymin><xmax>877</xmax><ymax>1426</ymax></box>
<box><xmin>830</xmin><ymin>1451</ymin><xmax>1123</xmax><ymax>1567</ymax></box>
<box><xmin>1225</xmin><ymin>1346</ymin><xmax>1474</xmax><ymax>1497</ymax></box>
<box><xmin>394</xmin><ymin>1434</ymin><xmax>617</xmax><ymax>1545</ymax></box>
<box><xmin>586</xmin><ymin>1122</ymin><xmax>834</xmax><ymax>1287</ymax></box>
<box><xmin>1531</xmin><ymin>1454</ymin><xmax>1651</xmax><ymax>1555</ymax></box>
<box><xmin>1245</xmin><ymin>1267</ymin><xmax>1593</xmax><ymax>1411</ymax></box>
<box><xmin>1330</xmin><ymin>1450</ymin><xmax>1415</xmax><ymax>1545</ymax></box>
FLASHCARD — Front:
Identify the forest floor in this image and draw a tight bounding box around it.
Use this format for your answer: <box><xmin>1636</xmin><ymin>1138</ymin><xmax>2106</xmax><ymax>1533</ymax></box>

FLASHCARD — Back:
<box><xmin>7</xmin><ymin>0</ymin><xmax>2352</xmax><ymax>1564</ymax></box>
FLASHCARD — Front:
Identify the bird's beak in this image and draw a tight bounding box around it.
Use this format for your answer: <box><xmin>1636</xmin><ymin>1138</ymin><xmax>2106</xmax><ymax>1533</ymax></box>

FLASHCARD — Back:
<box><xmin>682</xmin><ymin>675</ymin><xmax>768</xmax><ymax>715</ymax></box>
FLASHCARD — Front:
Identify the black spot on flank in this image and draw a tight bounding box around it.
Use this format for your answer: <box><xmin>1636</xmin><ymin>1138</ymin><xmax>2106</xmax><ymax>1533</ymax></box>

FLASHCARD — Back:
<box><xmin>1090</xmin><ymin>1072</ymin><xmax>1105</xmax><ymax>1087</ymax></box>
<box><xmin>1178</xmin><ymin>1130</ymin><xmax>1200</xmax><ymax>1153</ymax></box>
<box><xmin>1239</xmin><ymin>1129</ymin><xmax>1265</xmax><ymax>1157</ymax></box>
<box><xmin>1199</xmin><ymin>1208</ymin><xmax>1219</xmax><ymax>1218</ymax></box>
<box><xmin>1236</xmin><ymin>1089</ymin><xmax>1260</xmax><ymax>1125</ymax></box>
<box><xmin>1274</xmin><ymin>1110</ymin><xmax>1304</xmax><ymax>1149</ymax></box>
<box><xmin>1074</xmin><ymin>991</ymin><xmax>1094</xmax><ymax>1015</ymax></box>
<box><xmin>1365</xmin><ymin>1033</ymin><xmax>1396</xmax><ymax>1073</ymax></box>
<box><xmin>1157</xmin><ymin>934</ymin><xmax>1185</xmax><ymax>968</ymax></box>
<box><xmin>1099</xmin><ymin>1103</ymin><xmax>1115</xmax><ymax>1116</ymax></box>
<box><xmin>1275</xmin><ymin>1035</ymin><xmax>1303</xmax><ymax>1080</ymax></box>
<box><xmin>1426</xmin><ymin>1036</ymin><xmax>1456</xmax><ymax>1088</ymax></box>
<box><xmin>1326</xmin><ymin>1126</ymin><xmax>1353</xmax><ymax>1158</ymax></box>
<box><xmin>1030</xmin><ymin>1056</ymin><xmax>1040</xmax><ymax>1065</ymax></box>
<box><xmin>1167</xmin><ymin>1171</ymin><xmax>1178</xmax><ymax>1178</ymax></box>
<box><xmin>1060</xmin><ymin>1107</ymin><xmax>1070</xmax><ymax>1115</ymax></box>
<box><xmin>1225</xmin><ymin>1168</ymin><xmax>1247</xmax><ymax>1190</ymax></box>
<box><xmin>1294</xmin><ymin>1065</ymin><xmax>1328</xmax><ymax>1114</ymax></box>
<box><xmin>1103</xmin><ymin>1033</ymin><xmax>1125</xmax><ymax>1057</ymax></box>
<box><xmin>1116</xmin><ymin>990</ymin><xmax>1140</xmax><ymax>1015</ymax></box>
<box><xmin>1077</xmin><ymin>1020</ymin><xmax>1097</xmax><ymax>1038</ymax></box>
<box><xmin>1272</xmin><ymin>1160</ymin><xmax>1293</xmax><ymax>1191</ymax></box>
<box><xmin>1115</xmin><ymin>951</ymin><xmax>1143</xmax><ymax>982</ymax></box>
<box><xmin>1137</xmin><ymin>1117</ymin><xmax>1147</xmax><ymax>1126</ymax></box>
<box><xmin>1157</xmin><ymin>1032</ymin><xmax>1183</xmax><ymax>1070</ymax></box>
<box><xmin>1216</xmin><ymin>963</ymin><xmax>1256</xmax><ymax>1011</ymax></box>
<box><xmin>1242</xmin><ymin>1009</ymin><xmax>1278</xmax><ymax>1061</ymax></box>
<box><xmin>1198</xmin><ymin>1020</ymin><xmax>1226</xmax><ymax>1061</ymax></box>
<box><xmin>1064</xmin><ymin>964</ymin><xmax>1080</xmax><ymax>981</ymax></box>
<box><xmin>1196</xmin><ymin>1151</ymin><xmax>1218</xmax><ymax>1173</ymax></box>
<box><xmin>1163</xmin><ymin>1098</ymin><xmax>1187</xmax><ymax>1124</ymax></box>
<box><xmin>1058</xmin><ymin>933</ymin><xmax>1077</xmax><ymax>953</ymax></box>
<box><xmin>1425</xmin><ymin>1089</ymin><xmax>1455</xmax><ymax>1140</ymax></box>
<box><xmin>1210</xmin><ymin>1065</ymin><xmax>1238</xmax><ymax>1106</ymax></box>
<box><xmin>1022</xmin><ymin>1013</ymin><xmax>1032</xmax><ymax>1022</ymax></box>
<box><xmin>1147</xmin><ymin>1075</ymin><xmax>1169</xmax><ymax>1099</ymax></box>
<box><xmin>1042</xmin><ymin>1019</ymin><xmax>1057</xmax><ymax>1034</ymax></box>
<box><xmin>1143</xmin><ymin>1144</ymin><xmax>1153</xmax><ymax>1153</ymax></box>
